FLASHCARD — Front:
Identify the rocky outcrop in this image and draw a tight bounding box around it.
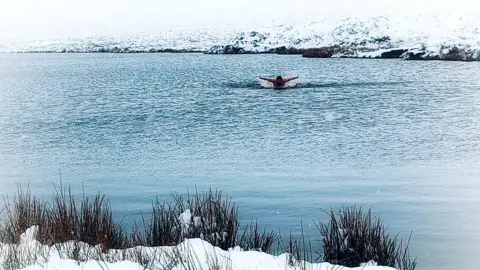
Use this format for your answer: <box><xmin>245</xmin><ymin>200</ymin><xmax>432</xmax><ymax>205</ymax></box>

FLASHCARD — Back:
<box><xmin>402</xmin><ymin>45</ymin><xmax>480</xmax><ymax>61</ymax></box>
<box><xmin>205</xmin><ymin>33</ymin><xmax>399</xmax><ymax>58</ymax></box>
<box><xmin>402</xmin><ymin>51</ymin><xmax>430</xmax><ymax>60</ymax></box>
<box><xmin>302</xmin><ymin>46</ymin><xmax>343</xmax><ymax>58</ymax></box>
<box><xmin>380</xmin><ymin>49</ymin><xmax>408</xmax><ymax>59</ymax></box>
<box><xmin>152</xmin><ymin>49</ymin><xmax>204</xmax><ymax>53</ymax></box>
<box><xmin>267</xmin><ymin>46</ymin><xmax>305</xmax><ymax>55</ymax></box>
<box><xmin>206</xmin><ymin>45</ymin><xmax>305</xmax><ymax>54</ymax></box>
<box><xmin>205</xmin><ymin>31</ymin><xmax>271</xmax><ymax>54</ymax></box>
<box><xmin>206</xmin><ymin>45</ymin><xmax>249</xmax><ymax>54</ymax></box>
<box><xmin>299</xmin><ymin>45</ymin><xmax>480</xmax><ymax>61</ymax></box>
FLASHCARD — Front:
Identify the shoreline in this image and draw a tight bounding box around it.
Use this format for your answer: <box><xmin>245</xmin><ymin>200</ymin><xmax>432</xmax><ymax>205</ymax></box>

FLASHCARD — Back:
<box><xmin>2</xmin><ymin>47</ymin><xmax>479</xmax><ymax>62</ymax></box>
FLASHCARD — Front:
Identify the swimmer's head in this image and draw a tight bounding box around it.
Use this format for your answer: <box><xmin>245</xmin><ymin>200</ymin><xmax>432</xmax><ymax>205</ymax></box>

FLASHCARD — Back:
<box><xmin>276</xmin><ymin>76</ymin><xmax>282</xmax><ymax>81</ymax></box>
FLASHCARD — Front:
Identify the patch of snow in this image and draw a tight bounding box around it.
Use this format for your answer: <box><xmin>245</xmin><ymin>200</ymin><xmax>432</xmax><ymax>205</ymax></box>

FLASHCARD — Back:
<box><xmin>361</xmin><ymin>260</ymin><xmax>379</xmax><ymax>267</ymax></box>
<box><xmin>0</xmin><ymin>226</ymin><xmax>398</xmax><ymax>270</ymax></box>
<box><xmin>19</xmin><ymin>226</ymin><xmax>38</xmax><ymax>246</ymax></box>
<box><xmin>179</xmin><ymin>209</ymin><xmax>192</xmax><ymax>234</ymax></box>
<box><xmin>193</xmin><ymin>216</ymin><xmax>202</xmax><ymax>228</ymax></box>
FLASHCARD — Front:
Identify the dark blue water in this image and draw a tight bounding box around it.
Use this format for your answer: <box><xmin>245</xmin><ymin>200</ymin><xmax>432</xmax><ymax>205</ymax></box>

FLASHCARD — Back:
<box><xmin>1</xmin><ymin>53</ymin><xmax>479</xmax><ymax>269</ymax></box>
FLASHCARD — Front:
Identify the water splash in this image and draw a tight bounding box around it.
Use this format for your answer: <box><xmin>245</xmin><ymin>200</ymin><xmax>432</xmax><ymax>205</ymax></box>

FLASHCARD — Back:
<box><xmin>222</xmin><ymin>80</ymin><xmax>414</xmax><ymax>90</ymax></box>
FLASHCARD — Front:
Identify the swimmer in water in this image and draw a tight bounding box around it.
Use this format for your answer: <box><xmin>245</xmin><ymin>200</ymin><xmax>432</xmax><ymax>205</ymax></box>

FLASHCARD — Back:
<box><xmin>259</xmin><ymin>75</ymin><xmax>299</xmax><ymax>89</ymax></box>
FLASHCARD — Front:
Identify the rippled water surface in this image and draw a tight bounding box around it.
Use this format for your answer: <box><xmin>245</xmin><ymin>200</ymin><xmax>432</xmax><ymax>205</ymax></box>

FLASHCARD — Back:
<box><xmin>1</xmin><ymin>53</ymin><xmax>479</xmax><ymax>269</ymax></box>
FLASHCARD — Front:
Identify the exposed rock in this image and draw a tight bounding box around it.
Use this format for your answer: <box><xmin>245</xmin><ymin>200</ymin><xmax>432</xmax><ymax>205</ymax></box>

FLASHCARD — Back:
<box><xmin>373</xmin><ymin>36</ymin><xmax>391</xmax><ymax>43</ymax></box>
<box><xmin>206</xmin><ymin>45</ymin><xmax>304</xmax><ymax>54</ymax></box>
<box><xmin>402</xmin><ymin>51</ymin><xmax>428</xmax><ymax>60</ymax></box>
<box><xmin>380</xmin><ymin>49</ymin><xmax>408</xmax><ymax>59</ymax></box>
<box><xmin>302</xmin><ymin>46</ymin><xmax>342</xmax><ymax>58</ymax></box>
<box><xmin>268</xmin><ymin>46</ymin><xmax>305</xmax><ymax>54</ymax></box>
<box><xmin>153</xmin><ymin>48</ymin><xmax>203</xmax><ymax>53</ymax></box>
<box><xmin>205</xmin><ymin>45</ymin><xmax>247</xmax><ymax>54</ymax></box>
<box><xmin>401</xmin><ymin>45</ymin><xmax>480</xmax><ymax>61</ymax></box>
<box><xmin>438</xmin><ymin>46</ymin><xmax>479</xmax><ymax>61</ymax></box>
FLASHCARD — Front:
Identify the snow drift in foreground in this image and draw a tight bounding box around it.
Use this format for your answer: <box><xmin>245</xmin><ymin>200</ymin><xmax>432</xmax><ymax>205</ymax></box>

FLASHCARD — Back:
<box><xmin>1</xmin><ymin>13</ymin><xmax>479</xmax><ymax>60</ymax></box>
<box><xmin>0</xmin><ymin>226</ymin><xmax>397</xmax><ymax>270</ymax></box>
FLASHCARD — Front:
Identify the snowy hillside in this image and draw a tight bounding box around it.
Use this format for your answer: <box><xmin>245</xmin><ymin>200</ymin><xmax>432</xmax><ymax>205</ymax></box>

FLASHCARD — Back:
<box><xmin>0</xmin><ymin>29</ymin><xmax>228</xmax><ymax>53</ymax></box>
<box><xmin>1</xmin><ymin>13</ymin><xmax>479</xmax><ymax>60</ymax></box>
<box><xmin>206</xmin><ymin>13</ymin><xmax>480</xmax><ymax>60</ymax></box>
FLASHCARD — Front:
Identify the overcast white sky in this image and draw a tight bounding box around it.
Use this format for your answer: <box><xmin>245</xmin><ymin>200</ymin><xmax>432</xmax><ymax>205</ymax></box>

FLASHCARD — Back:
<box><xmin>0</xmin><ymin>0</ymin><xmax>477</xmax><ymax>40</ymax></box>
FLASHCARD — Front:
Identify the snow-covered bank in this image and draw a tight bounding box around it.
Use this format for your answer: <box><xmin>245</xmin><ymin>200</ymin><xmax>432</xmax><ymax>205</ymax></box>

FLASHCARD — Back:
<box><xmin>1</xmin><ymin>13</ymin><xmax>479</xmax><ymax>61</ymax></box>
<box><xmin>0</xmin><ymin>226</ymin><xmax>396</xmax><ymax>270</ymax></box>
<box><xmin>0</xmin><ymin>186</ymin><xmax>417</xmax><ymax>270</ymax></box>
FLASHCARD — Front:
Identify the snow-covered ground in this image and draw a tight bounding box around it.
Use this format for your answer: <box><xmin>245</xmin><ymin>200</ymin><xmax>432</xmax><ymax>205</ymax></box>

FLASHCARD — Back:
<box><xmin>1</xmin><ymin>11</ymin><xmax>480</xmax><ymax>60</ymax></box>
<box><xmin>0</xmin><ymin>226</ymin><xmax>397</xmax><ymax>270</ymax></box>
<box><xmin>0</xmin><ymin>206</ymin><xmax>409</xmax><ymax>270</ymax></box>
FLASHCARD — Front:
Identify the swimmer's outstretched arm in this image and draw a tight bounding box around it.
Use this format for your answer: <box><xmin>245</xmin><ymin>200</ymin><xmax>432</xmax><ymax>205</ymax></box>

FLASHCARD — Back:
<box><xmin>259</xmin><ymin>76</ymin><xmax>275</xmax><ymax>82</ymax></box>
<box><xmin>285</xmin><ymin>75</ymin><xmax>299</xmax><ymax>82</ymax></box>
